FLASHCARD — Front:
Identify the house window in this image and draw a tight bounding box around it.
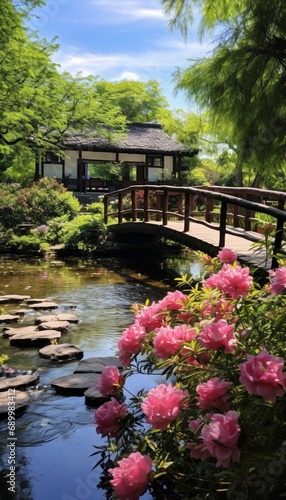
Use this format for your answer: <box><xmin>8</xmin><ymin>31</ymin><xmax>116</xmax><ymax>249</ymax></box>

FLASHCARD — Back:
<box><xmin>147</xmin><ymin>155</ymin><xmax>163</xmax><ymax>168</ymax></box>
<box><xmin>45</xmin><ymin>152</ymin><xmax>61</xmax><ymax>163</ymax></box>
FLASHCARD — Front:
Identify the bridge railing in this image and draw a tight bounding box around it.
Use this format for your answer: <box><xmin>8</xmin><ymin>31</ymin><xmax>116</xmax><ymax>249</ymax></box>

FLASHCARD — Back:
<box><xmin>103</xmin><ymin>185</ymin><xmax>286</xmax><ymax>266</ymax></box>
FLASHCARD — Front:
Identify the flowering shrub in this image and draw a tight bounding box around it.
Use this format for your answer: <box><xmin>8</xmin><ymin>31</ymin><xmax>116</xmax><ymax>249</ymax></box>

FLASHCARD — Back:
<box><xmin>93</xmin><ymin>250</ymin><xmax>286</xmax><ymax>499</ymax></box>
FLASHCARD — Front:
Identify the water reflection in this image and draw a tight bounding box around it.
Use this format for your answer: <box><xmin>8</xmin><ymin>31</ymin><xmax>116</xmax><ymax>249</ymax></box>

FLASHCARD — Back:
<box><xmin>0</xmin><ymin>254</ymin><xmax>180</xmax><ymax>500</ymax></box>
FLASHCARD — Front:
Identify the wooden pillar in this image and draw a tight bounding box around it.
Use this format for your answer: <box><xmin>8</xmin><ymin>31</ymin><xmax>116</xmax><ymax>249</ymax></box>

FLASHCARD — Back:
<box><xmin>219</xmin><ymin>199</ymin><xmax>227</xmax><ymax>247</ymax></box>
<box><xmin>184</xmin><ymin>192</ymin><xmax>191</xmax><ymax>232</ymax></box>
<box><xmin>78</xmin><ymin>150</ymin><xmax>83</xmax><ymax>192</ymax></box>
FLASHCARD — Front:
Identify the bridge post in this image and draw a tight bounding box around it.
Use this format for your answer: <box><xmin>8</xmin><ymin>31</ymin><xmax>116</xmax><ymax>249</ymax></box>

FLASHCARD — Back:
<box><xmin>219</xmin><ymin>199</ymin><xmax>227</xmax><ymax>247</ymax></box>
<box><xmin>163</xmin><ymin>190</ymin><xmax>168</xmax><ymax>225</ymax></box>
<box><xmin>104</xmin><ymin>196</ymin><xmax>109</xmax><ymax>224</ymax></box>
<box><xmin>118</xmin><ymin>193</ymin><xmax>123</xmax><ymax>223</ymax></box>
<box><xmin>184</xmin><ymin>192</ymin><xmax>191</xmax><ymax>232</ymax></box>
<box><xmin>271</xmin><ymin>199</ymin><xmax>285</xmax><ymax>269</ymax></box>
<box><xmin>131</xmin><ymin>190</ymin><xmax>136</xmax><ymax>221</ymax></box>
<box><xmin>144</xmin><ymin>189</ymin><xmax>149</xmax><ymax>222</ymax></box>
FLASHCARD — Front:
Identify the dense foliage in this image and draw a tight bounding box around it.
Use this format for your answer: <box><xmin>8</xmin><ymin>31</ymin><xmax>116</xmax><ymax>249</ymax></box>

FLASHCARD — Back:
<box><xmin>93</xmin><ymin>249</ymin><xmax>286</xmax><ymax>499</ymax></box>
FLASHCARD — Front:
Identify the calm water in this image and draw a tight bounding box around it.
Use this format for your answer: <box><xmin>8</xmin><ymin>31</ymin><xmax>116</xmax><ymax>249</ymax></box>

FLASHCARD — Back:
<box><xmin>0</xmin><ymin>253</ymin><xmax>185</xmax><ymax>500</ymax></box>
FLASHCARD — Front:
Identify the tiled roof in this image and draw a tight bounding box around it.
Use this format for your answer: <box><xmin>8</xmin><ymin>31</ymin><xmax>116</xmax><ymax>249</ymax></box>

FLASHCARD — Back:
<box><xmin>63</xmin><ymin>122</ymin><xmax>197</xmax><ymax>156</ymax></box>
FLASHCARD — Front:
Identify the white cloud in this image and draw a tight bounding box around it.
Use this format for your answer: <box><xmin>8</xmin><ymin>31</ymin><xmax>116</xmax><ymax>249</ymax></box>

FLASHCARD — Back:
<box><xmin>113</xmin><ymin>72</ymin><xmax>141</xmax><ymax>81</ymax></box>
<box><xmin>93</xmin><ymin>0</ymin><xmax>164</xmax><ymax>22</ymax></box>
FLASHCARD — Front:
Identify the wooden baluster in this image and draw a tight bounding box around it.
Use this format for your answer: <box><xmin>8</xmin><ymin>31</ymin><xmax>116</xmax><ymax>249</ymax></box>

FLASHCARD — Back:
<box><xmin>206</xmin><ymin>197</ymin><xmax>213</xmax><ymax>223</ymax></box>
<box><xmin>272</xmin><ymin>199</ymin><xmax>285</xmax><ymax>269</ymax></box>
<box><xmin>163</xmin><ymin>190</ymin><xmax>168</xmax><ymax>225</ymax></box>
<box><xmin>144</xmin><ymin>189</ymin><xmax>149</xmax><ymax>222</ymax></box>
<box><xmin>118</xmin><ymin>193</ymin><xmax>123</xmax><ymax>223</ymax></box>
<box><xmin>219</xmin><ymin>199</ymin><xmax>227</xmax><ymax>247</ymax></box>
<box><xmin>184</xmin><ymin>192</ymin><xmax>191</xmax><ymax>232</ymax></box>
<box><xmin>104</xmin><ymin>195</ymin><xmax>108</xmax><ymax>224</ymax></box>
<box><xmin>131</xmin><ymin>190</ymin><xmax>136</xmax><ymax>221</ymax></box>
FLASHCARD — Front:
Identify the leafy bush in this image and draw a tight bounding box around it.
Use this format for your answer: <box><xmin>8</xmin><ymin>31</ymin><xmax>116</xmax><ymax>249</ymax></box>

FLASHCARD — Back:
<box><xmin>58</xmin><ymin>214</ymin><xmax>107</xmax><ymax>253</ymax></box>
<box><xmin>93</xmin><ymin>249</ymin><xmax>286</xmax><ymax>499</ymax></box>
<box><xmin>5</xmin><ymin>234</ymin><xmax>51</xmax><ymax>255</ymax></box>
<box><xmin>0</xmin><ymin>178</ymin><xmax>80</xmax><ymax>229</ymax></box>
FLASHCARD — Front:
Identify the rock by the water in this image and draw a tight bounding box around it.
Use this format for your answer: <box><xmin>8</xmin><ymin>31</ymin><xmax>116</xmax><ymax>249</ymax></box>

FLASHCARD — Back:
<box><xmin>26</xmin><ymin>298</ymin><xmax>50</xmax><ymax>304</ymax></box>
<box><xmin>0</xmin><ymin>314</ymin><xmax>20</xmax><ymax>324</ymax></box>
<box><xmin>0</xmin><ymin>295</ymin><xmax>30</xmax><ymax>304</ymax></box>
<box><xmin>84</xmin><ymin>387</ymin><xmax>109</xmax><ymax>407</ymax></box>
<box><xmin>2</xmin><ymin>326</ymin><xmax>39</xmax><ymax>338</ymax></box>
<box><xmin>0</xmin><ymin>374</ymin><xmax>39</xmax><ymax>391</ymax></box>
<box><xmin>39</xmin><ymin>344</ymin><xmax>84</xmax><ymax>361</ymax></box>
<box><xmin>51</xmin><ymin>373</ymin><xmax>101</xmax><ymax>396</ymax></box>
<box><xmin>10</xmin><ymin>330</ymin><xmax>61</xmax><ymax>347</ymax></box>
<box><xmin>56</xmin><ymin>313</ymin><xmax>79</xmax><ymax>323</ymax></box>
<box><xmin>38</xmin><ymin>320</ymin><xmax>70</xmax><ymax>333</ymax></box>
<box><xmin>34</xmin><ymin>315</ymin><xmax>58</xmax><ymax>324</ymax></box>
<box><xmin>74</xmin><ymin>356</ymin><xmax>120</xmax><ymax>373</ymax></box>
<box><xmin>29</xmin><ymin>301</ymin><xmax>59</xmax><ymax>310</ymax></box>
<box><xmin>35</xmin><ymin>313</ymin><xmax>79</xmax><ymax>325</ymax></box>
<box><xmin>0</xmin><ymin>390</ymin><xmax>30</xmax><ymax>419</ymax></box>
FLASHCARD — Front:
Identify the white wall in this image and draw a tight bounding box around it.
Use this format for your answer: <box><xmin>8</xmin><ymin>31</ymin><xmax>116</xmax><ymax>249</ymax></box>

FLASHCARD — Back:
<box><xmin>65</xmin><ymin>150</ymin><xmax>79</xmax><ymax>178</ymax></box>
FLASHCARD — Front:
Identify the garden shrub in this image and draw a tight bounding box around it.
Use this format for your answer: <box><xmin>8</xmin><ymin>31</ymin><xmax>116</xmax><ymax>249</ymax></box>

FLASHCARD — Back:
<box><xmin>58</xmin><ymin>214</ymin><xmax>107</xmax><ymax>253</ymax></box>
<box><xmin>0</xmin><ymin>178</ymin><xmax>80</xmax><ymax>230</ymax></box>
<box><xmin>93</xmin><ymin>248</ymin><xmax>286</xmax><ymax>500</ymax></box>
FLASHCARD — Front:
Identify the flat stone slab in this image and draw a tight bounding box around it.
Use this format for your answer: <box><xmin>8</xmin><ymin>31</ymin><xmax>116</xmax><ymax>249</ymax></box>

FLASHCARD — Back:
<box><xmin>39</xmin><ymin>344</ymin><xmax>84</xmax><ymax>361</ymax></box>
<box><xmin>2</xmin><ymin>326</ymin><xmax>39</xmax><ymax>338</ymax></box>
<box><xmin>29</xmin><ymin>301</ymin><xmax>59</xmax><ymax>310</ymax></box>
<box><xmin>26</xmin><ymin>298</ymin><xmax>50</xmax><ymax>304</ymax></box>
<box><xmin>0</xmin><ymin>314</ymin><xmax>20</xmax><ymax>324</ymax></box>
<box><xmin>0</xmin><ymin>390</ymin><xmax>30</xmax><ymax>419</ymax></box>
<box><xmin>0</xmin><ymin>295</ymin><xmax>30</xmax><ymax>304</ymax></box>
<box><xmin>10</xmin><ymin>330</ymin><xmax>61</xmax><ymax>347</ymax></box>
<box><xmin>74</xmin><ymin>356</ymin><xmax>120</xmax><ymax>374</ymax></box>
<box><xmin>38</xmin><ymin>320</ymin><xmax>70</xmax><ymax>333</ymax></box>
<box><xmin>0</xmin><ymin>374</ymin><xmax>39</xmax><ymax>391</ymax></box>
<box><xmin>35</xmin><ymin>313</ymin><xmax>79</xmax><ymax>325</ymax></box>
<box><xmin>51</xmin><ymin>373</ymin><xmax>101</xmax><ymax>396</ymax></box>
<box><xmin>84</xmin><ymin>387</ymin><xmax>110</xmax><ymax>407</ymax></box>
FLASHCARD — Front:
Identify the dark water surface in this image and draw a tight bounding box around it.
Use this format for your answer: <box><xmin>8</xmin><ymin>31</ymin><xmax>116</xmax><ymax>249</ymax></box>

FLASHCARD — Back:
<box><xmin>0</xmin><ymin>253</ymin><xmax>184</xmax><ymax>500</ymax></box>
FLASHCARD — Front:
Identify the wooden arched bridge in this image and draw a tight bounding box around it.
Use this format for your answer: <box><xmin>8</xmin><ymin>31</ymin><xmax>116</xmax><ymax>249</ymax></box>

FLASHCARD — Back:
<box><xmin>103</xmin><ymin>185</ymin><xmax>286</xmax><ymax>270</ymax></box>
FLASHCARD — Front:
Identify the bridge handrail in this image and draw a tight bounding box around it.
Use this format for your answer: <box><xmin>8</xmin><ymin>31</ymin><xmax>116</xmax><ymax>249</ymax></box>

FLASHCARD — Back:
<box><xmin>103</xmin><ymin>185</ymin><xmax>286</xmax><ymax>268</ymax></box>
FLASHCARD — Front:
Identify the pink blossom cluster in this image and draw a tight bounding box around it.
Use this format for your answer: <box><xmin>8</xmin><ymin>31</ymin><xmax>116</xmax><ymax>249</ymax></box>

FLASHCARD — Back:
<box><xmin>204</xmin><ymin>263</ymin><xmax>253</xmax><ymax>299</ymax></box>
<box><xmin>141</xmin><ymin>383</ymin><xmax>189</xmax><ymax>430</ymax></box>
<box><xmin>196</xmin><ymin>377</ymin><xmax>232</xmax><ymax>412</ymax></box>
<box><xmin>217</xmin><ymin>247</ymin><xmax>238</xmax><ymax>264</ymax></box>
<box><xmin>95</xmin><ymin>366</ymin><xmax>124</xmax><ymax>397</ymax></box>
<box><xmin>108</xmin><ymin>451</ymin><xmax>153</xmax><ymax>500</ymax></box>
<box><xmin>118</xmin><ymin>321</ymin><xmax>147</xmax><ymax>366</ymax></box>
<box><xmin>94</xmin><ymin>398</ymin><xmax>128</xmax><ymax>437</ymax></box>
<box><xmin>268</xmin><ymin>267</ymin><xmax>286</xmax><ymax>295</ymax></box>
<box><xmin>153</xmin><ymin>324</ymin><xmax>196</xmax><ymax>359</ymax></box>
<box><xmin>198</xmin><ymin>319</ymin><xmax>237</xmax><ymax>353</ymax></box>
<box><xmin>188</xmin><ymin>411</ymin><xmax>241</xmax><ymax>468</ymax></box>
<box><xmin>239</xmin><ymin>350</ymin><xmax>286</xmax><ymax>402</ymax></box>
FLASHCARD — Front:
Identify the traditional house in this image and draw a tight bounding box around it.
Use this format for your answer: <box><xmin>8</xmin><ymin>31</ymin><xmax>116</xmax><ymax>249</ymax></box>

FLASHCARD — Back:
<box><xmin>38</xmin><ymin>122</ymin><xmax>198</xmax><ymax>193</ymax></box>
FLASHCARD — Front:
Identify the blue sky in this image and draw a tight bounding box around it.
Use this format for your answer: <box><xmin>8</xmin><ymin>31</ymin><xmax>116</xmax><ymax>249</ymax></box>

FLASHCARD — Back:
<box><xmin>29</xmin><ymin>0</ymin><xmax>212</xmax><ymax>110</ymax></box>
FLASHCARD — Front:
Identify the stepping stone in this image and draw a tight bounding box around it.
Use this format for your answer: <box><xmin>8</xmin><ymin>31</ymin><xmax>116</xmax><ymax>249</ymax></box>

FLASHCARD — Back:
<box><xmin>51</xmin><ymin>373</ymin><xmax>101</xmax><ymax>396</ymax></box>
<box><xmin>29</xmin><ymin>301</ymin><xmax>59</xmax><ymax>310</ymax></box>
<box><xmin>56</xmin><ymin>313</ymin><xmax>79</xmax><ymax>323</ymax></box>
<box><xmin>0</xmin><ymin>295</ymin><xmax>30</xmax><ymax>304</ymax></box>
<box><xmin>0</xmin><ymin>390</ymin><xmax>30</xmax><ymax>419</ymax></box>
<box><xmin>0</xmin><ymin>374</ymin><xmax>39</xmax><ymax>391</ymax></box>
<box><xmin>10</xmin><ymin>330</ymin><xmax>61</xmax><ymax>347</ymax></box>
<box><xmin>35</xmin><ymin>314</ymin><xmax>79</xmax><ymax>325</ymax></box>
<box><xmin>84</xmin><ymin>387</ymin><xmax>109</xmax><ymax>407</ymax></box>
<box><xmin>2</xmin><ymin>326</ymin><xmax>39</xmax><ymax>338</ymax></box>
<box><xmin>74</xmin><ymin>356</ymin><xmax>120</xmax><ymax>374</ymax></box>
<box><xmin>0</xmin><ymin>314</ymin><xmax>20</xmax><ymax>324</ymax></box>
<box><xmin>38</xmin><ymin>321</ymin><xmax>70</xmax><ymax>333</ymax></box>
<box><xmin>39</xmin><ymin>344</ymin><xmax>84</xmax><ymax>361</ymax></box>
<box><xmin>26</xmin><ymin>298</ymin><xmax>50</xmax><ymax>304</ymax></box>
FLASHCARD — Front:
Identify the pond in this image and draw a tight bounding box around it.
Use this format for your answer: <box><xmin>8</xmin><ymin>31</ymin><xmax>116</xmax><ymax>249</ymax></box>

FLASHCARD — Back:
<box><xmin>0</xmin><ymin>252</ymin><xmax>195</xmax><ymax>500</ymax></box>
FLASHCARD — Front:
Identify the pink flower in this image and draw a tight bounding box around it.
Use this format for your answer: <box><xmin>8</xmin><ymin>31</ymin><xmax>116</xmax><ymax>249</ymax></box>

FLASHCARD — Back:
<box><xmin>94</xmin><ymin>398</ymin><xmax>128</xmax><ymax>437</ymax></box>
<box><xmin>141</xmin><ymin>384</ymin><xmax>189</xmax><ymax>430</ymax></box>
<box><xmin>268</xmin><ymin>267</ymin><xmax>286</xmax><ymax>295</ymax></box>
<box><xmin>118</xmin><ymin>321</ymin><xmax>147</xmax><ymax>366</ymax></box>
<box><xmin>239</xmin><ymin>350</ymin><xmax>286</xmax><ymax>402</ymax></box>
<box><xmin>217</xmin><ymin>248</ymin><xmax>238</xmax><ymax>264</ymax></box>
<box><xmin>204</xmin><ymin>264</ymin><xmax>253</xmax><ymax>299</ymax></box>
<box><xmin>96</xmin><ymin>366</ymin><xmax>124</xmax><ymax>397</ymax></box>
<box><xmin>198</xmin><ymin>320</ymin><xmax>237</xmax><ymax>353</ymax></box>
<box><xmin>158</xmin><ymin>290</ymin><xmax>189</xmax><ymax>311</ymax></box>
<box><xmin>201</xmin><ymin>298</ymin><xmax>235</xmax><ymax>321</ymax></box>
<box><xmin>196</xmin><ymin>377</ymin><xmax>232</xmax><ymax>412</ymax></box>
<box><xmin>135</xmin><ymin>301</ymin><xmax>166</xmax><ymax>332</ymax></box>
<box><xmin>201</xmin><ymin>411</ymin><xmax>241</xmax><ymax>468</ymax></box>
<box><xmin>187</xmin><ymin>419</ymin><xmax>211</xmax><ymax>460</ymax></box>
<box><xmin>108</xmin><ymin>452</ymin><xmax>153</xmax><ymax>500</ymax></box>
<box><xmin>153</xmin><ymin>324</ymin><xmax>196</xmax><ymax>359</ymax></box>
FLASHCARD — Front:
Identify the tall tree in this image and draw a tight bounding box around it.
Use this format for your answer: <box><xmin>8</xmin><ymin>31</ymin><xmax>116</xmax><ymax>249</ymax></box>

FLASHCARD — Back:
<box><xmin>161</xmin><ymin>0</ymin><xmax>286</xmax><ymax>186</ymax></box>
<box><xmin>0</xmin><ymin>1</ymin><xmax>126</xmax><ymax>181</ymax></box>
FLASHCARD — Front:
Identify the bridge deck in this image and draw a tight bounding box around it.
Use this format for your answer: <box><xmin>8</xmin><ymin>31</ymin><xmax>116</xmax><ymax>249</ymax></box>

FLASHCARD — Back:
<box><xmin>155</xmin><ymin>220</ymin><xmax>269</xmax><ymax>268</ymax></box>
